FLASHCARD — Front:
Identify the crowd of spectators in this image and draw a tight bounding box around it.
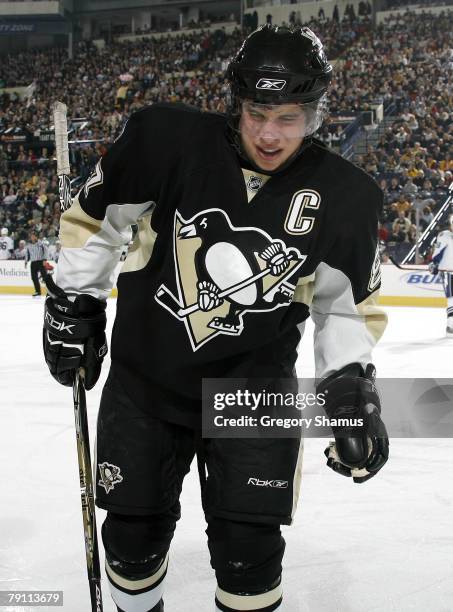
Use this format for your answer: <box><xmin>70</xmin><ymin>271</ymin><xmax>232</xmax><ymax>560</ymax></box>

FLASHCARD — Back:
<box><xmin>383</xmin><ymin>0</ymin><xmax>451</xmax><ymax>10</ymax></box>
<box><xmin>0</xmin><ymin>9</ymin><xmax>452</xmax><ymax>263</ymax></box>
<box><xmin>327</xmin><ymin>10</ymin><xmax>453</xmax><ymax>260</ymax></box>
<box><xmin>134</xmin><ymin>13</ymin><xmax>238</xmax><ymax>36</ymax></box>
<box><xmin>0</xmin><ymin>16</ymin><xmax>370</xmax><ymax>252</ymax></box>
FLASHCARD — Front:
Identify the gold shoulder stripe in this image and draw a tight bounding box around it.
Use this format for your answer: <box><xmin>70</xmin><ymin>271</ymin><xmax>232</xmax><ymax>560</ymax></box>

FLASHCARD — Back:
<box><xmin>293</xmin><ymin>273</ymin><xmax>315</xmax><ymax>306</ymax></box>
<box><xmin>59</xmin><ymin>195</ymin><xmax>102</xmax><ymax>248</ymax></box>
<box><xmin>121</xmin><ymin>216</ymin><xmax>157</xmax><ymax>274</ymax></box>
<box><xmin>356</xmin><ymin>289</ymin><xmax>388</xmax><ymax>343</ymax></box>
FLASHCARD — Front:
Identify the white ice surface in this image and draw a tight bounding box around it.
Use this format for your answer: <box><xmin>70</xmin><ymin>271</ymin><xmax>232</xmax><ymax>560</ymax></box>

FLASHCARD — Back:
<box><xmin>1</xmin><ymin>296</ymin><xmax>452</xmax><ymax>612</ymax></box>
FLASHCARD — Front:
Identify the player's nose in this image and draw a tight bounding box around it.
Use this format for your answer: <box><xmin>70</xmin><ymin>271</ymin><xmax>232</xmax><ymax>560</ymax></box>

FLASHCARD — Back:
<box><xmin>258</xmin><ymin>130</ymin><xmax>280</xmax><ymax>146</ymax></box>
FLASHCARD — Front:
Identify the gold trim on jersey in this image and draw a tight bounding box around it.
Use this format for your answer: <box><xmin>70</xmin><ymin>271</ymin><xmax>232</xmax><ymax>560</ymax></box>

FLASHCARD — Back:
<box><xmin>292</xmin><ymin>272</ymin><xmax>316</xmax><ymax>306</ymax></box>
<box><xmin>357</xmin><ymin>289</ymin><xmax>388</xmax><ymax>343</ymax></box>
<box><xmin>241</xmin><ymin>168</ymin><xmax>271</xmax><ymax>203</ymax></box>
<box><xmin>121</xmin><ymin>216</ymin><xmax>157</xmax><ymax>274</ymax></box>
<box><xmin>59</xmin><ymin>195</ymin><xmax>103</xmax><ymax>248</ymax></box>
<box><xmin>291</xmin><ymin>437</ymin><xmax>304</xmax><ymax>521</ymax></box>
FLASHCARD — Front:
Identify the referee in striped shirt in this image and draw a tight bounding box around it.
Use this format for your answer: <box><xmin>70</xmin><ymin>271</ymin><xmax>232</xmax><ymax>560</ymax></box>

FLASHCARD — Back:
<box><xmin>26</xmin><ymin>232</ymin><xmax>52</xmax><ymax>297</ymax></box>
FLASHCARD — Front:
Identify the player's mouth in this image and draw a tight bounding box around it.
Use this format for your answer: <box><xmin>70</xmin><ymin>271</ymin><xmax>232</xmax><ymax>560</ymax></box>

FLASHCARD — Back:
<box><xmin>255</xmin><ymin>145</ymin><xmax>283</xmax><ymax>163</ymax></box>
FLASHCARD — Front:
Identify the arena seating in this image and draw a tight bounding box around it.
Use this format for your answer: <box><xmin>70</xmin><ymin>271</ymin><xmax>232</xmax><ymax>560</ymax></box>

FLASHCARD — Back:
<box><xmin>0</xmin><ymin>10</ymin><xmax>451</xmax><ymax>261</ymax></box>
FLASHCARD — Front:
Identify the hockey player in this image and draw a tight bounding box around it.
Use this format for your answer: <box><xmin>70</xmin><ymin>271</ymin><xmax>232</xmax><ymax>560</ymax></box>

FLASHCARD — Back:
<box><xmin>429</xmin><ymin>215</ymin><xmax>453</xmax><ymax>335</ymax></box>
<box><xmin>43</xmin><ymin>26</ymin><xmax>389</xmax><ymax>612</ymax></box>
<box><xmin>0</xmin><ymin>227</ymin><xmax>14</xmax><ymax>260</ymax></box>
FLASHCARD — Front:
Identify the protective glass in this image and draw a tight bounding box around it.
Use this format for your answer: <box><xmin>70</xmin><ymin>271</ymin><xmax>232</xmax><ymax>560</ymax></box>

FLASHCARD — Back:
<box><xmin>238</xmin><ymin>95</ymin><xmax>328</xmax><ymax>140</ymax></box>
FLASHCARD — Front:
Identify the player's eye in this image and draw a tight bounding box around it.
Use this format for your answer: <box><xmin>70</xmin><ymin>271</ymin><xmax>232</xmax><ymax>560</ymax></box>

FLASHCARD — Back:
<box><xmin>279</xmin><ymin>116</ymin><xmax>299</xmax><ymax>123</ymax></box>
<box><xmin>249</xmin><ymin>110</ymin><xmax>265</xmax><ymax>120</ymax></box>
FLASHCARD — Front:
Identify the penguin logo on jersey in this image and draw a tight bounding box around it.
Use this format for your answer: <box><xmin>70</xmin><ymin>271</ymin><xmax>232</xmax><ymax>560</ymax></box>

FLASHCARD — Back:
<box><xmin>98</xmin><ymin>462</ymin><xmax>123</xmax><ymax>494</ymax></box>
<box><xmin>155</xmin><ymin>208</ymin><xmax>306</xmax><ymax>351</ymax></box>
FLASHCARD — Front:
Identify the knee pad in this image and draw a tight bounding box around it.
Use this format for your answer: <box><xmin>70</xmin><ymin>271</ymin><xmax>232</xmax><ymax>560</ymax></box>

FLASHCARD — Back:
<box><xmin>103</xmin><ymin>511</ymin><xmax>177</xmax><ymax>612</ymax></box>
<box><xmin>102</xmin><ymin>505</ymin><xmax>179</xmax><ymax>579</ymax></box>
<box><xmin>206</xmin><ymin>517</ymin><xmax>285</xmax><ymax>595</ymax></box>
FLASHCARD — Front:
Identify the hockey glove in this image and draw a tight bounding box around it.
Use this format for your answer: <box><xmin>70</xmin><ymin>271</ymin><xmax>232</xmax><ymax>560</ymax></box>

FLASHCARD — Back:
<box><xmin>43</xmin><ymin>286</ymin><xmax>107</xmax><ymax>390</ymax></box>
<box><xmin>317</xmin><ymin>363</ymin><xmax>389</xmax><ymax>484</ymax></box>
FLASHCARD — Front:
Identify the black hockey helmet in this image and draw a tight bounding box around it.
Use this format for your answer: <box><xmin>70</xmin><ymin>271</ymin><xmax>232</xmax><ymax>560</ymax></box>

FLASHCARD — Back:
<box><xmin>227</xmin><ymin>24</ymin><xmax>333</xmax><ymax>105</ymax></box>
<box><xmin>225</xmin><ymin>25</ymin><xmax>333</xmax><ymax>173</ymax></box>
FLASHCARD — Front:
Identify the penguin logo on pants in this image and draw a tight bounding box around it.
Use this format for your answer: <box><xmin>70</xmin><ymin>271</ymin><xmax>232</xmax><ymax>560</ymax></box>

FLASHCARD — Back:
<box><xmin>155</xmin><ymin>208</ymin><xmax>306</xmax><ymax>351</ymax></box>
<box><xmin>98</xmin><ymin>462</ymin><xmax>123</xmax><ymax>494</ymax></box>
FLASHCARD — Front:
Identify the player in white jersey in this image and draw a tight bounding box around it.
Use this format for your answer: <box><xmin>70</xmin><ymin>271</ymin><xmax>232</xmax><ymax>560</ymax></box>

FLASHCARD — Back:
<box><xmin>429</xmin><ymin>216</ymin><xmax>453</xmax><ymax>335</ymax></box>
<box><xmin>13</xmin><ymin>240</ymin><xmax>27</xmax><ymax>260</ymax></box>
<box><xmin>0</xmin><ymin>227</ymin><xmax>14</xmax><ymax>260</ymax></box>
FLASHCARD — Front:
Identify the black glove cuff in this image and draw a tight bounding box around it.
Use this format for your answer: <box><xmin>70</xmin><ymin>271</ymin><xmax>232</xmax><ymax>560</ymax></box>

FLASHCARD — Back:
<box><xmin>317</xmin><ymin>362</ymin><xmax>381</xmax><ymax>419</ymax></box>
<box><xmin>44</xmin><ymin>296</ymin><xmax>106</xmax><ymax>341</ymax></box>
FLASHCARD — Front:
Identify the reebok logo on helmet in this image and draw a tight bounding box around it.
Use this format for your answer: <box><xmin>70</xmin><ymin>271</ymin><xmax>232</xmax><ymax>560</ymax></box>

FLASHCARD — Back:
<box><xmin>256</xmin><ymin>78</ymin><xmax>287</xmax><ymax>91</ymax></box>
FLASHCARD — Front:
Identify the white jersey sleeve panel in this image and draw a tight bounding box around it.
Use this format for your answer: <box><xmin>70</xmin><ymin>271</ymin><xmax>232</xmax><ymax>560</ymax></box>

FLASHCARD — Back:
<box><xmin>311</xmin><ymin>261</ymin><xmax>387</xmax><ymax>381</ymax></box>
<box><xmin>57</xmin><ymin>194</ymin><xmax>154</xmax><ymax>300</ymax></box>
<box><xmin>56</xmin><ymin>109</ymin><xmax>157</xmax><ymax>300</ymax></box>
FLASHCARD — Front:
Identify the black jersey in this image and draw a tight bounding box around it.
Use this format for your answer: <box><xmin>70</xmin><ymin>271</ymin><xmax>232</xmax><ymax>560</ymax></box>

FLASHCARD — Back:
<box><xmin>58</xmin><ymin>103</ymin><xmax>387</xmax><ymax>427</ymax></box>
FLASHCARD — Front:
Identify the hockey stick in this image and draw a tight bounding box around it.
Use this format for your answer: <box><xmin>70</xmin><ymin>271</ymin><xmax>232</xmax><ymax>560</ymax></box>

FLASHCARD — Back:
<box><xmin>52</xmin><ymin>103</ymin><xmax>103</xmax><ymax>610</ymax></box>
<box><xmin>156</xmin><ymin>253</ymin><xmax>302</xmax><ymax>318</ymax></box>
<box><xmin>73</xmin><ymin>371</ymin><xmax>103</xmax><ymax>612</ymax></box>
<box><xmin>389</xmin><ymin>256</ymin><xmax>430</xmax><ymax>272</ymax></box>
<box><xmin>52</xmin><ymin>102</ymin><xmax>103</xmax><ymax>609</ymax></box>
<box><xmin>52</xmin><ymin>101</ymin><xmax>72</xmax><ymax>212</ymax></box>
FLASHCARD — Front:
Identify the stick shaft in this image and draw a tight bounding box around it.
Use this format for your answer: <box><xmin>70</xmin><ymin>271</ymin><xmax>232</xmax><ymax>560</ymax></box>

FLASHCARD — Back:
<box><xmin>73</xmin><ymin>372</ymin><xmax>103</xmax><ymax>612</ymax></box>
<box><xmin>389</xmin><ymin>256</ymin><xmax>429</xmax><ymax>272</ymax></box>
